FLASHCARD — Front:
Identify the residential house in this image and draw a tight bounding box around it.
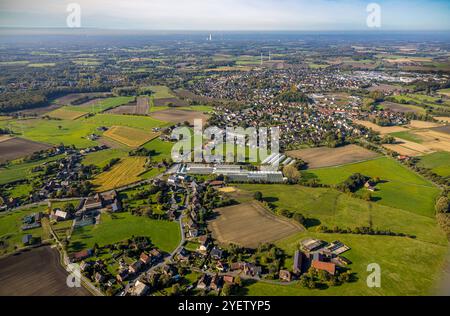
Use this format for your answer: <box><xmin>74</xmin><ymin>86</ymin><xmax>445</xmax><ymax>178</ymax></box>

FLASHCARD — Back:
<box><xmin>223</xmin><ymin>275</ymin><xmax>234</xmax><ymax>284</ymax></box>
<box><xmin>210</xmin><ymin>247</ymin><xmax>223</xmax><ymax>260</ymax></box>
<box><xmin>130</xmin><ymin>280</ymin><xmax>149</xmax><ymax>296</ymax></box>
<box><xmin>312</xmin><ymin>260</ymin><xmax>336</xmax><ymax>275</ymax></box>
<box><xmin>293</xmin><ymin>250</ymin><xmax>303</xmax><ymax>275</ymax></box>
<box><xmin>117</xmin><ymin>270</ymin><xmax>129</xmax><ymax>283</ymax></box>
<box><xmin>210</xmin><ymin>275</ymin><xmax>222</xmax><ymax>291</ymax></box>
<box><xmin>279</xmin><ymin>270</ymin><xmax>292</xmax><ymax>282</ymax></box>
<box><xmin>129</xmin><ymin>261</ymin><xmax>143</xmax><ymax>274</ymax></box>
<box><xmin>22</xmin><ymin>234</ymin><xmax>32</xmax><ymax>245</ymax></box>
<box><xmin>140</xmin><ymin>253</ymin><xmax>152</xmax><ymax>265</ymax></box>
<box><xmin>197</xmin><ymin>274</ymin><xmax>210</xmax><ymax>290</ymax></box>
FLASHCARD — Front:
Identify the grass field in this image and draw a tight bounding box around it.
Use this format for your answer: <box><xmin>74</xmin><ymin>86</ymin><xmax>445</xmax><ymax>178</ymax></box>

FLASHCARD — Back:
<box><xmin>103</xmin><ymin>125</ymin><xmax>160</xmax><ymax>148</ymax></box>
<box><xmin>47</xmin><ymin>107</ymin><xmax>88</xmax><ymax>120</ymax></box>
<box><xmin>92</xmin><ymin>157</ymin><xmax>147</xmax><ymax>191</ymax></box>
<box><xmin>142</xmin><ymin>138</ymin><xmax>174</xmax><ymax>162</ymax></box>
<box><xmin>85</xmin><ymin>113</ymin><xmax>168</xmax><ymax>131</ymax></box>
<box><xmin>0</xmin><ymin>155</ymin><xmax>62</xmax><ymax>185</ymax></box>
<box><xmin>82</xmin><ymin>148</ymin><xmax>129</xmax><ymax>168</ymax></box>
<box><xmin>230</xmin><ymin>182</ymin><xmax>447</xmax><ymax>295</ymax></box>
<box><xmin>390</xmin><ymin>131</ymin><xmax>424</xmax><ymax>143</ymax></box>
<box><xmin>242</xmin><ymin>231</ymin><xmax>447</xmax><ymax>296</ymax></box>
<box><xmin>0</xmin><ymin>206</ymin><xmax>48</xmax><ymax>254</ymax></box>
<box><xmin>149</xmin><ymin>85</ymin><xmax>176</xmax><ymax>99</ymax></box>
<box><xmin>233</xmin><ymin>184</ymin><xmax>442</xmax><ymax>243</ymax></box>
<box><xmin>68</xmin><ymin>212</ymin><xmax>180</xmax><ymax>254</ymax></box>
<box><xmin>309</xmin><ymin>157</ymin><xmax>440</xmax><ymax>217</ymax></box>
<box><xmin>418</xmin><ymin>151</ymin><xmax>450</xmax><ymax>177</ymax></box>
<box><xmin>0</xmin><ymin>118</ymin><xmax>98</xmax><ymax>148</ymax></box>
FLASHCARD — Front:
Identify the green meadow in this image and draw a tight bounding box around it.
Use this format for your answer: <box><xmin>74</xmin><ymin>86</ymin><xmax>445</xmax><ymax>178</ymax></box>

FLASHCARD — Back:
<box><xmin>308</xmin><ymin>157</ymin><xmax>440</xmax><ymax>217</ymax></box>
<box><xmin>0</xmin><ymin>206</ymin><xmax>48</xmax><ymax>254</ymax></box>
<box><xmin>390</xmin><ymin>131</ymin><xmax>423</xmax><ymax>143</ymax></box>
<box><xmin>234</xmin><ymin>179</ymin><xmax>446</xmax><ymax>295</ymax></box>
<box><xmin>0</xmin><ymin>155</ymin><xmax>62</xmax><ymax>185</ymax></box>
<box><xmin>68</xmin><ymin>212</ymin><xmax>180</xmax><ymax>254</ymax></box>
<box><xmin>148</xmin><ymin>85</ymin><xmax>176</xmax><ymax>99</ymax></box>
<box><xmin>242</xmin><ymin>232</ymin><xmax>447</xmax><ymax>296</ymax></box>
<box><xmin>418</xmin><ymin>152</ymin><xmax>450</xmax><ymax>177</ymax></box>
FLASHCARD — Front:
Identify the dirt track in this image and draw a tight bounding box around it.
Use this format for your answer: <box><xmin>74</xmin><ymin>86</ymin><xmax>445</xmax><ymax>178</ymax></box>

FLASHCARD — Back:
<box><xmin>0</xmin><ymin>246</ymin><xmax>91</xmax><ymax>296</ymax></box>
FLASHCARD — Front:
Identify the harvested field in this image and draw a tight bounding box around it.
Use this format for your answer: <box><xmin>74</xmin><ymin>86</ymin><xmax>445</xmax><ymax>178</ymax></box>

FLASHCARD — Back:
<box><xmin>432</xmin><ymin>125</ymin><xmax>450</xmax><ymax>135</ymax></box>
<box><xmin>153</xmin><ymin>98</ymin><xmax>189</xmax><ymax>107</ymax></box>
<box><xmin>0</xmin><ymin>137</ymin><xmax>51</xmax><ymax>163</ymax></box>
<box><xmin>106</xmin><ymin>96</ymin><xmax>149</xmax><ymax>115</ymax></box>
<box><xmin>209</xmin><ymin>201</ymin><xmax>303</xmax><ymax>248</ymax></box>
<box><xmin>92</xmin><ymin>157</ymin><xmax>147</xmax><ymax>192</ymax></box>
<box><xmin>136</xmin><ymin>96</ymin><xmax>150</xmax><ymax>114</ymax></box>
<box><xmin>105</xmin><ymin>104</ymin><xmax>137</xmax><ymax>114</ymax></box>
<box><xmin>103</xmin><ymin>126</ymin><xmax>160</xmax><ymax>148</ymax></box>
<box><xmin>384</xmin><ymin>140</ymin><xmax>433</xmax><ymax>156</ymax></box>
<box><xmin>0</xmin><ymin>246</ymin><xmax>90</xmax><ymax>296</ymax></box>
<box><xmin>384</xmin><ymin>129</ymin><xmax>450</xmax><ymax>156</ymax></box>
<box><xmin>381</xmin><ymin>101</ymin><xmax>422</xmax><ymax>114</ymax></box>
<box><xmin>47</xmin><ymin>107</ymin><xmax>87</xmax><ymax>120</ymax></box>
<box><xmin>434</xmin><ymin>117</ymin><xmax>450</xmax><ymax>123</ymax></box>
<box><xmin>15</xmin><ymin>104</ymin><xmax>62</xmax><ymax>116</ymax></box>
<box><xmin>368</xmin><ymin>84</ymin><xmax>405</xmax><ymax>93</ymax></box>
<box><xmin>53</xmin><ymin>92</ymin><xmax>110</xmax><ymax>105</ymax></box>
<box><xmin>217</xmin><ymin>187</ymin><xmax>236</xmax><ymax>193</ymax></box>
<box><xmin>286</xmin><ymin>145</ymin><xmax>379</xmax><ymax>169</ymax></box>
<box><xmin>409</xmin><ymin>120</ymin><xmax>443</xmax><ymax>129</ymax></box>
<box><xmin>354</xmin><ymin>119</ymin><xmax>408</xmax><ymax>134</ymax></box>
<box><xmin>150</xmin><ymin>109</ymin><xmax>209</xmax><ymax>125</ymax></box>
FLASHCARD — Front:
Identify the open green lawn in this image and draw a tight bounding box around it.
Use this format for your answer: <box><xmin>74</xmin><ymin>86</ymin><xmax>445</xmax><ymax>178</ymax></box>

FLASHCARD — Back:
<box><xmin>142</xmin><ymin>138</ymin><xmax>174</xmax><ymax>162</ymax></box>
<box><xmin>67</xmin><ymin>96</ymin><xmax>135</xmax><ymax>113</ymax></box>
<box><xmin>242</xmin><ymin>231</ymin><xmax>447</xmax><ymax>296</ymax></box>
<box><xmin>0</xmin><ymin>118</ymin><xmax>98</xmax><ymax>148</ymax></box>
<box><xmin>7</xmin><ymin>183</ymin><xmax>32</xmax><ymax>199</ymax></box>
<box><xmin>390</xmin><ymin>131</ymin><xmax>423</xmax><ymax>143</ymax></box>
<box><xmin>82</xmin><ymin>148</ymin><xmax>129</xmax><ymax>168</ymax></box>
<box><xmin>0</xmin><ymin>155</ymin><xmax>62</xmax><ymax>185</ymax></box>
<box><xmin>308</xmin><ymin>157</ymin><xmax>440</xmax><ymax>217</ymax></box>
<box><xmin>148</xmin><ymin>85</ymin><xmax>176</xmax><ymax>99</ymax></box>
<box><xmin>418</xmin><ymin>152</ymin><xmax>450</xmax><ymax>177</ymax></box>
<box><xmin>0</xmin><ymin>206</ymin><xmax>47</xmax><ymax>254</ymax></box>
<box><xmin>234</xmin><ymin>184</ymin><xmax>442</xmax><ymax>243</ymax></box>
<box><xmin>68</xmin><ymin>212</ymin><xmax>180</xmax><ymax>254</ymax></box>
<box><xmin>233</xmin><ymin>181</ymin><xmax>447</xmax><ymax>296</ymax></box>
<box><xmin>0</xmin><ymin>114</ymin><xmax>168</xmax><ymax>148</ymax></box>
<box><xmin>85</xmin><ymin>113</ymin><xmax>168</xmax><ymax>131</ymax></box>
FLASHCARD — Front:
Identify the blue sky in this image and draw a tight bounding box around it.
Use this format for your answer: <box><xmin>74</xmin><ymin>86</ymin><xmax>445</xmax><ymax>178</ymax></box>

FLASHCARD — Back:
<box><xmin>0</xmin><ymin>0</ymin><xmax>449</xmax><ymax>30</ymax></box>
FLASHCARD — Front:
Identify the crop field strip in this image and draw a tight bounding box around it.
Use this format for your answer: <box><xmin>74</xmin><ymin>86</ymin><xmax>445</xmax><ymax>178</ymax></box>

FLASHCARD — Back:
<box><xmin>46</xmin><ymin>107</ymin><xmax>88</xmax><ymax>120</ymax></box>
<box><xmin>91</xmin><ymin>157</ymin><xmax>147</xmax><ymax>192</ymax></box>
<box><xmin>103</xmin><ymin>125</ymin><xmax>160</xmax><ymax>148</ymax></box>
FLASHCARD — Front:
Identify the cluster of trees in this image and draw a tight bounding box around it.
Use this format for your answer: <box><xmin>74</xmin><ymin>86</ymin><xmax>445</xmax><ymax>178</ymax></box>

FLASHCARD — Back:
<box><xmin>298</xmin><ymin>266</ymin><xmax>352</xmax><ymax>289</ymax></box>
<box><xmin>277</xmin><ymin>209</ymin><xmax>306</xmax><ymax>225</ymax></box>
<box><xmin>129</xmin><ymin>147</ymin><xmax>157</xmax><ymax>157</ymax></box>
<box><xmin>336</xmin><ymin>173</ymin><xmax>370</xmax><ymax>193</ymax></box>
<box><xmin>317</xmin><ymin>225</ymin><xmax>415</xmax><ymax>238</ymax></box>
<box><xmin>0</xmin><ymin>128</ymin><xmax>12</xmax><ymax>135</ymax></box>
<box><xmin>102</xmin><ymin>158</ymin><xmax>121</xmax><ymax>172</ymax></box>
<box><xmin>435</xmin><ymin>192</ymin><xmax>450</xmax><ymax>237</ymax></box>
<box><xmin>402</xmin><ymin>157</ymin><xmax>450</xmax><ymax>187</ymax></box>
<box><xmin>0</xmin><ymin>86</ymin><xmax>112</xmax><ymax>113</ymax></box>
<box><xmin>276</xmin><ymin>86</ymin><xmax>310</xmax><ymax>103</ymax></box>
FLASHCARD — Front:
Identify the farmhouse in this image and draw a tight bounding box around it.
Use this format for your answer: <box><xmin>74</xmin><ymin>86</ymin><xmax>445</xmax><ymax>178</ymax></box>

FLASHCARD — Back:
<box><xmin>312</xmin><ymin>260</ymin><xmax>336</xmax><ymax>275</ymax></box>
<box><xmin>293</xmin><ymin>250</ymin><xmax>303</xmax><ymax>274</ymax></box>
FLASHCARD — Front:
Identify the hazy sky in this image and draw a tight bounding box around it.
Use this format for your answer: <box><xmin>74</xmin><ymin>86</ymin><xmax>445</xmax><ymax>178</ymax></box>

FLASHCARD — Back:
<box><xmin>0</xmin><ymin>0</ymin><xmax>449</xmax><ymax>31</ymax></box>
